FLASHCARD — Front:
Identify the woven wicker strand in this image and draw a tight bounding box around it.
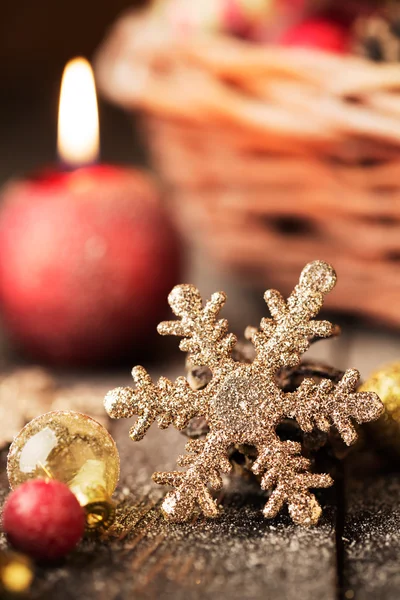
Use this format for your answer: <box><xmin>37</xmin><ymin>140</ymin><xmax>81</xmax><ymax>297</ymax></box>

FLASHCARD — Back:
<box><xmin>95</xmin><ymin>9</ymin><xmax>400</xmax><ymax>326</ymax></box>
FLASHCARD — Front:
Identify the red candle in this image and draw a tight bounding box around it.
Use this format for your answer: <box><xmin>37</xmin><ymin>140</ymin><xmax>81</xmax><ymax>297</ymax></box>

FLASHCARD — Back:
<box><xmin>0</xmin><ymin>58</ymin><xmax>180</xmax><ymax>366</ymax></box>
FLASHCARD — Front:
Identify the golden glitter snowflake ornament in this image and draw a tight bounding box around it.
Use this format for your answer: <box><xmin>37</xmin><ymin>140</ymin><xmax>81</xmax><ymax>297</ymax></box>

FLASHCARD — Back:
<box><xmin>105</xmin><ymin>261</ymin><xmax>384</xmax><ymax>526</ymax></box>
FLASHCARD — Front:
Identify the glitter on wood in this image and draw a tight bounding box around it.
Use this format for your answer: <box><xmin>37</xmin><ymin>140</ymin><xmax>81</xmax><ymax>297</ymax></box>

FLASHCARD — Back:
<box><xmin>104</xmin><ymin>261</ymin><xmax>383</xmax><ymax>526</ymax></box>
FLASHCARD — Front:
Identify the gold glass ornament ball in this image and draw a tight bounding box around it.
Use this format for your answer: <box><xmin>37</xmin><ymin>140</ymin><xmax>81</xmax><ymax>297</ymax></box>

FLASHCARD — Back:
<box><xmin>0</xmin><ymin>551</ymin><xmax>33</xmax><ymax>594</ymax></box>
<box><xmin>7</xmin><ymin>411</ymin><xmax>120</xmax><ymax>532</ymax></box>
<box><xmin>359</xmin><ymin>362</ymin><xmax>400</xmax><ymax>457</ymax></box>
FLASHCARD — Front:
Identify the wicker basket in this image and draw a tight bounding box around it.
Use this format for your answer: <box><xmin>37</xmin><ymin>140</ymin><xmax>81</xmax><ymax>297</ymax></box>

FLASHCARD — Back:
<box><xmin>95</xmin><ymin>8</ymin><xmax>400</xmax><ymax>326</ymax></box>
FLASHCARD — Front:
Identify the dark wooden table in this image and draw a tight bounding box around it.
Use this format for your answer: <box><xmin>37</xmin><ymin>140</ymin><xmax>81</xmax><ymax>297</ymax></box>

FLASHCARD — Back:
<box><xmin>1</xmin><ymin>332</ymin><xmax>399</xmax><ymax>600</ymax></box>
<box><xmin>0</xmin><ymin>414</ymin><xmax>339</xmax><ymax>600</ymax></box>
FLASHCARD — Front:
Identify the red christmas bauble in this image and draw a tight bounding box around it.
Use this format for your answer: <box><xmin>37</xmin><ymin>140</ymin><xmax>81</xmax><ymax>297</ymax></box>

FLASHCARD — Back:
<box><xmin>2</xmin><ymin>479</ymin><xmax>85</xmax><ymax>561</ymax></box>
<box><xmin>222</xmin><ymin>0</ymin><xmax>256</xmax><ymax>38</ymax></box>
<box><xmin>0</xmin><ymin>165</ymin><xmax>181</xmax><ymax>365</ymax></box>
<box><xmin>280</xmin><ymin>17</ymin><xmax>350</xmax><ymax>53</ymax></box>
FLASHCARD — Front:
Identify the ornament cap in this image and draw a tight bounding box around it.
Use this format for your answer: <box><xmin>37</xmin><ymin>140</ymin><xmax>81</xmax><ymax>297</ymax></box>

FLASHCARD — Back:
<box><xmin>69</xmin><ymin>480</ymin><xmax>116</xmax><ymax>533</ymax></box>
<box><xmin>82</xmin><ymin>489</ymin><xmax>116</xmax><ymax>534</ymax></box>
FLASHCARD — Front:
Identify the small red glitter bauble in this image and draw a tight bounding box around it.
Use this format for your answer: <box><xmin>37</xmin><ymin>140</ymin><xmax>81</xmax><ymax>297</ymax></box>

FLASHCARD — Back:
<box><xmin>2</xmin><ymin>479</ymin><xmax>85</xmax><ymax>561</ymax></box>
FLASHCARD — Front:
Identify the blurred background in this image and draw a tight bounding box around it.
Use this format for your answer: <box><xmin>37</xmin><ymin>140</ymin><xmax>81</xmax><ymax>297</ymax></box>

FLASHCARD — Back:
<box><xmin>0</xmin><ymin>0</ymin><xmax>145</xmax><ymax>182</ymax></box>
<box><xmin>0</xmin><ymin>0</ymin><xmax>399</xmax><ymax>379</ymax></box>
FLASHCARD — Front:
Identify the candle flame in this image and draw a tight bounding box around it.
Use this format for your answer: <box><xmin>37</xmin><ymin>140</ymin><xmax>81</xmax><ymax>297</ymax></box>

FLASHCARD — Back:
<box><xmin>58</xmin><ymin>57</ymin><xmax>99</xmax><ymax>167</ymax></box>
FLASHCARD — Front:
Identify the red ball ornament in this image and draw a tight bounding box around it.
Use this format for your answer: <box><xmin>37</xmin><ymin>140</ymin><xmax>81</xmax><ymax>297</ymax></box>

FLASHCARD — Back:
<box><xmin>0</xmin><ymin>166</ymin><xmax>181</xmax><ymax>365</ymax></box>
<box><xmin>280</xmin><ymin>17</ymin><xmax>350</xmax><ymax>53</ymax></box>
<box><xmin>2</xmin><ymin>479</ymin><xmax>85</xmax><ymax>561</ymax></box>
<box><xmin>222</xmin><ymin>0</ymin><xmax>255</xmax><ymax>38</ymax></box>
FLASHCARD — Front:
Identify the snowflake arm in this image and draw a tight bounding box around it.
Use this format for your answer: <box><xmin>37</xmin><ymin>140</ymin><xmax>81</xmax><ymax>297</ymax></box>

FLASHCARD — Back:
<box><xmin>152</xmin><ymin>434</ymin><xmax>233</xmax><ymax>521</ymax></box>
<box><xmin>246</xmin><ymin>261</ymin><xmax>338</xmax><ymax>370</ymax></box>
<box><xmin>252</xmin><ymin>439</ymin><xmax>333</xmax><ymax>526</ymax></box>
<box><xmin>104</xmin><ymin>366</ymin><xmax>209</xmax><ymax>441</ymax></box>
<box><xmin>283</xmin><ymin>369</ymin><xmax>384</xmax><ymax>445</ymax></box>
<box><xmin>157</xmin><ymin>285</ymin><xmax>237</xmax><ymax>374</ymax></box>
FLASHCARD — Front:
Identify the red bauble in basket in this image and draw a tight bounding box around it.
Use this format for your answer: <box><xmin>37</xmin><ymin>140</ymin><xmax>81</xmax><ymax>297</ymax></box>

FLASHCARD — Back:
<box><xmin>280</xmin><ymin>17</ymin><xmax>350</xmax><ymax>53</ymax></box>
